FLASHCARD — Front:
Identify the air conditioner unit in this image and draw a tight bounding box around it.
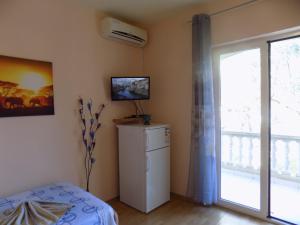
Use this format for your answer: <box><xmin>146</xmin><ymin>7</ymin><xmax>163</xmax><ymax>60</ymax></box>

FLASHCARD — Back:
<box><xmin>101</xmin><ymin>17</ymin><xmax>148</xmax><ymax>47</ymax></box>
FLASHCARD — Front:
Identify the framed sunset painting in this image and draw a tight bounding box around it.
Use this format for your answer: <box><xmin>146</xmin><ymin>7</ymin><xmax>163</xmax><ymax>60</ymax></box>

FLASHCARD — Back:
<box><xmin>0</xmin><ymin>55</ymin><xmax>54</xmax><ymax>117</ymax></box>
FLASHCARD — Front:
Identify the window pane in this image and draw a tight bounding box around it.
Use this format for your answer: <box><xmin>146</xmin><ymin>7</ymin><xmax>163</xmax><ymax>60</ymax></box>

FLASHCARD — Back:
<box><xmin>270</xmin><ymin>36</ymin><xmax>300</xmax><ymax>224</ymax></box>
<box><xmin>220</xmin><ymin>48</ymin><xmax>261</xmax><ymax>210</ymax></box>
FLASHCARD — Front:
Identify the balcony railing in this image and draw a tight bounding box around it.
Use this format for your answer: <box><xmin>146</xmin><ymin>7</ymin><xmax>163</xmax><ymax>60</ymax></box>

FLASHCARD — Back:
<box><xmin>221</xmin><ymin>131</ymin><xmax>300</xmax><ymax>182</ymax></box>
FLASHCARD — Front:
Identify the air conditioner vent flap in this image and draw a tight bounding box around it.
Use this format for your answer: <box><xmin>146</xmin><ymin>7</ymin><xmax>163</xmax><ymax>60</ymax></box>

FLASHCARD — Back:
<box><xmin>101</xmin><ymin>17</ymin><xmax>148</xmax><ymax>47</ymax></box>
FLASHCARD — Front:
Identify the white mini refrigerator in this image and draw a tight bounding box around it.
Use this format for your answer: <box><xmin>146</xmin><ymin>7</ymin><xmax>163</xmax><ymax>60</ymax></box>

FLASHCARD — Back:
<box><xmin>117</xmin><ymin>124</ymin><xmax>170</xmax><ymax>213</ymax></box>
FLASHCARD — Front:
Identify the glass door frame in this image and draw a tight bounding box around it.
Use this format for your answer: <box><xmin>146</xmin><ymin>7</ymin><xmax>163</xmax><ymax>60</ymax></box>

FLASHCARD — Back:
<box><xmin>267</xmin><ymin>34</ymin><xmax>300</xmax><ymax>225</ymax></box>
<box><xmin>213</xmin><ymin>40</ymin><xmax>269</xmax><ymax>221</ymax></box>
<box><xmin>213</xmin><ymin>28</ymin><xmax>300</xmax><ymax>224</ymax></box>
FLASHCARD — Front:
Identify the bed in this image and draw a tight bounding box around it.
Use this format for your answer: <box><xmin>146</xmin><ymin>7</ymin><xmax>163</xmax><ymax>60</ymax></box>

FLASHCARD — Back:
<box><xmin>0</xmin><ymin>182</ymin><xmax>118</xmax><ymax>225</ymax></box>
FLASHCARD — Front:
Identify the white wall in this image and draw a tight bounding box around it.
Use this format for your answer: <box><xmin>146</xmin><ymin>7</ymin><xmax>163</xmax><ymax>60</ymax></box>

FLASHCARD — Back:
<box><xmin>0</xmin><ymin>0</ymin><xmax>143</xmax><ymax>200</ymax></box>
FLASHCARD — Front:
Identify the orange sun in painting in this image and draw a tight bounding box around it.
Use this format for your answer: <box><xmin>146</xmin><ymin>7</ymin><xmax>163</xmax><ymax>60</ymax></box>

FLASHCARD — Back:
<box><xmin>0</xmin><ymin>55</ymin><xmax>53</xmax><ymax>93</ymax></box>
<box><xmin>19</xmin><ymin>73</ymin><xmax>47</xmax><ymax>92</ymax></box>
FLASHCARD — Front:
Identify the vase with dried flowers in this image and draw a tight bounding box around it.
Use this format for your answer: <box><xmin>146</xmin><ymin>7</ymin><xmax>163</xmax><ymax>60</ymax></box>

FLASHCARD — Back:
<box><xmin>78</xmin><ymin>97</ymin><xmax>105</xmax><ymax>192</ymax></box>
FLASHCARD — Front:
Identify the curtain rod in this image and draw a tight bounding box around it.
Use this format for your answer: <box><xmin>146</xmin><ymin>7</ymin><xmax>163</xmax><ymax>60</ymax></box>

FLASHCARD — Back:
<box><xmin>187</xmin><ymin>0</ymin><xmax>259</xmax><ymax>23</ymax></box>
<box><xmin>210</xmin><ymin>0</ymin><xmax>258</xmax><ymax>16</ymax></box>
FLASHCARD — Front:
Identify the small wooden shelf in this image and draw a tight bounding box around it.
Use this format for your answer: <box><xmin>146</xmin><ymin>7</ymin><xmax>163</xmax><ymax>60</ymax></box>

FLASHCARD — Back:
<box><xmin>113</xmin><ymin>117</ymin><xmax>144</xmax><ymax>125</ymax></box>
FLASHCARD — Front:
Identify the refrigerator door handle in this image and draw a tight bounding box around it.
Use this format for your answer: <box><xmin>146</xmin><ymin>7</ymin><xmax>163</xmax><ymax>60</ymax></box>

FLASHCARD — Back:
<box><xmin>146</xmin><ymin>154</ymin><xmax>150</xmax><ymax>173</ymax></box>
<box><xmin>146</xmin><ymin>133</ymin><xmax>149</xmax><ymax>148</ymax></box>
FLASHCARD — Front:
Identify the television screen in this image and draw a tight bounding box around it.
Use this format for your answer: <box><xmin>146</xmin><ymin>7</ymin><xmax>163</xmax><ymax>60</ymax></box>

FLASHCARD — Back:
<box><xmin>111</xmin><ymin>77</ymin><xmax>150</xmax><ymax>101</ymax></box>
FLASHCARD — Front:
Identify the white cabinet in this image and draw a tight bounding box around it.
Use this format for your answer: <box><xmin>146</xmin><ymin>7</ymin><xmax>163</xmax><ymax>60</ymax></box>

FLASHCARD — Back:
<box><xmin>117</xmin><ymin>124</ymin><xmax>170</xmax><ymax>213</ymax></box>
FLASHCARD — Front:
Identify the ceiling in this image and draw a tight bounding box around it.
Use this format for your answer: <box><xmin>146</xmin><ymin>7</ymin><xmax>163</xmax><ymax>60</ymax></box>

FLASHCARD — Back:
<box><xmin>79</xmin><ymin>0</ymin><xmax>212</xmax><ymax>24</ymax></box>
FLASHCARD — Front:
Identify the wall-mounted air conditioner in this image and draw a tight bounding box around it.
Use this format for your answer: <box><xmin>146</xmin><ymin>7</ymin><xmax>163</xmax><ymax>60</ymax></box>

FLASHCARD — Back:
<box><xmin>101</xmin><ymin>17</ymin><xmax>148</xmax><ymax>48</ymax></box>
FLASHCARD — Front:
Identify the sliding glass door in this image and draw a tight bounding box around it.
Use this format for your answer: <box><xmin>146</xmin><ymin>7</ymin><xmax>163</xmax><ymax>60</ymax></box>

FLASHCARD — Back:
<box><xmin>219</xmin><ymin>48</ymin><xmax>261</xmax><ymax>210</ymax></box>
<box><xmin>215</xmin><ymin>32</ymin><xmax>300</xmax><ymax>224</ymax></box>
<box><xmin>269</xmin><ymin>36</ymin><xmax>300</xmax><ymax>225</ymax></box>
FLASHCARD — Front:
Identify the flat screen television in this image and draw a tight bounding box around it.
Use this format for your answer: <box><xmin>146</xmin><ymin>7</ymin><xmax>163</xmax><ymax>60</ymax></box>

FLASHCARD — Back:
<box><xmin>111</xmin><ymin>77</ymin><xmax>150</xmax><ymax>101</ymax></box>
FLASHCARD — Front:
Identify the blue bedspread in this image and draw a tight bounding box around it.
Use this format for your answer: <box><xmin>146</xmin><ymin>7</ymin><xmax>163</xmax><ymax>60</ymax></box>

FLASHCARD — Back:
<box><xmin>0</xmin><ymin>182</ymin><xmax>118</xmax><ymax>225</ymax></box>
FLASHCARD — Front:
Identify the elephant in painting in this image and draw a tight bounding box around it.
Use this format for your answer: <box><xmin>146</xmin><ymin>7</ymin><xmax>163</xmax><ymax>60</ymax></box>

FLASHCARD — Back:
<box><xmin>4</xmin><ymin>97</ymin><xmax>24</xmax><ymax>109</ymax></box>
<box><xmin>30</xmin><ymin>96</ymin><xmax>54</xmax><ymax>107</ymax></box>
<box><xmin>29</xmin><ymin>97</ymin><xmax>42</xmax><ymax>107</ymax></box>
<box><xmin>45</xmin><ymin>96</ymin><xmax>54</xmax><ymax>106</ymax></box>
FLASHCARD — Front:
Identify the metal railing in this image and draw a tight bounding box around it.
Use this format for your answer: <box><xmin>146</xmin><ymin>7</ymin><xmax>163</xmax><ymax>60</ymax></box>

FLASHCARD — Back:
<box><xmin>221</xmin><ymin>131</ymin><xmax>300</xmax><ymax>181</ymax></box>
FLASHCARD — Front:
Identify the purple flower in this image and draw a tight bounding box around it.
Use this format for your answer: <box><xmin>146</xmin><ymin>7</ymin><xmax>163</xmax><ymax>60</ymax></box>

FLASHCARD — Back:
<box><xmin>78</xmin><ymin>97</ymin><xmax>105</xmax><ymax>191</ymax></box>
<box><xmin>79</xmin><ymin>98</ymin><xmax>83</xmax><ymax>105</ymax></box>
<box><xmin>90</xmin><ymin>131</ymin><xmax>95</xmax><ymax>139</ymax></box>
<box><xmin>87</xmin><ymin>100</ymin><xmax>92</xmax><ymax>111</ymax></box>
<box><xmin>96</xmin><ymin>123</ymin><xmax>101</xmax><ymax>129</ymax></box>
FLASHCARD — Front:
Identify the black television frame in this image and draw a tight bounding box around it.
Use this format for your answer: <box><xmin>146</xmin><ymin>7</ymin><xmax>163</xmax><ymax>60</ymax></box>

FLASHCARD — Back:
<box><xmin>111</xmin><ymin>76</ymin><xmax>150</xmax><ymax>101</ymax></box>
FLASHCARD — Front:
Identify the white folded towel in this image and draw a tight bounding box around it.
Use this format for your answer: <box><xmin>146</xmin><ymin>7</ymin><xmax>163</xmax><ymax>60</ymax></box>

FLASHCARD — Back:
<box><xmin>0</xmin><ymin>201</ymin><xmax>72</xmax><ymax>225</ymax></box>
